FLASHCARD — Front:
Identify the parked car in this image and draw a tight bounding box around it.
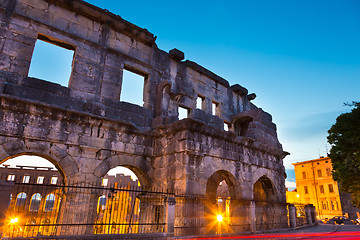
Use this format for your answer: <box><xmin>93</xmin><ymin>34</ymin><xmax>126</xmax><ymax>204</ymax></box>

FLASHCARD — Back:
<box><xmin>327</xmin><ymin>216</ymin><xmax>353</xmax><ymax>224</ymax></box>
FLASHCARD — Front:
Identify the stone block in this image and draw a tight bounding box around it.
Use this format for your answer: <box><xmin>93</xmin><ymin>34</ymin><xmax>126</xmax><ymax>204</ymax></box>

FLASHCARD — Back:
<box><xmin>19</xmin><ymin>0</ymin><xmax>49</xmax><ymax>11</ymax></box>
<box><xmin>69</xmin><ymin>72</ymin><xmax>98</xmax><ymax>93</ymax></box>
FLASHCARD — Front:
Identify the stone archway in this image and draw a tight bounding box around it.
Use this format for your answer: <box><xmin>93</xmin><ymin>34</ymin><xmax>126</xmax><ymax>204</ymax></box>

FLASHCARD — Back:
<box><xmin>253</xmin><ymin>175</ymin><xmax>277</xmax><ymax>230</ymax></box>
<box><xmin>93</xmin><ymin>153</ymin><xmax>152</xmax><ymax>188</ymax></box>
<box><xmin>0</xmin><ymin>139</ymin><xmax>79</xmax><ymax>184</ymax></box>
<box><xmin>204</xmin><ymin>170</ymin><xmax>242</xmax><ymax>234</ymax></box>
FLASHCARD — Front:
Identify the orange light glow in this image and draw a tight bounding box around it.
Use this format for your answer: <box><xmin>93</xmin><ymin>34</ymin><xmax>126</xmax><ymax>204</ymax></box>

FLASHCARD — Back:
<box><xmin>216</xmin><ymin>214</ymin><xmax>223</xmax><ymax>222</ymax></box>
<box><xmin>10</xmin><ymin>217</ymin><xmax>18</xmax><ymax>224</ymax></box>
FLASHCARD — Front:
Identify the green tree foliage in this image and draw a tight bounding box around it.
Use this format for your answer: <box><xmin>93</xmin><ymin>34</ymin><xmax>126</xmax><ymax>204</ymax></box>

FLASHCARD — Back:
<box><xmin>327</xmin><ymin>102</ymin><xmax>360</xmax><ymax>207</ymax></box>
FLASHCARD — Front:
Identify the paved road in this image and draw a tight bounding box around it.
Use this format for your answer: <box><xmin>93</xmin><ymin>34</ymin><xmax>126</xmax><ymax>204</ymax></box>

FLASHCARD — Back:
<box><xmin>179</xmin><ymin>223</ymin><xmax>360</xmax><ymax>240</ymax></box>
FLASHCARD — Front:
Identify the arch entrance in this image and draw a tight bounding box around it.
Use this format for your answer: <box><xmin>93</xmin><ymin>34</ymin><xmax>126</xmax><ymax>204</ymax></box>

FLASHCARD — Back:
<box><xmin>205</xmin><ymin>170</ymin><xmax>241</xmax><ymax>234</ymax></box>
<box><xmin>95</xmin><ymin>164</ymin><xmax>160</xmax><ymax>235</ymax></box>
<box><xmin>253</xmin><ymin>176</ymin><xmax>277</xmax><ymax>230</ymax></box>
<box><xmin>0</xmin><ymin>154</ymin><xmax>65</xmax><ymax>237</ymax></box>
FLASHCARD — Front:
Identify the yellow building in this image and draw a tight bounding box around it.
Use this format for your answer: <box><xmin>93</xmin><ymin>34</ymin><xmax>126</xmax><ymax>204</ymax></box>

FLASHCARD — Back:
<box><xmin>291</xmin><ymin>157</ymin><xmax>359</xmax><ymax>220</ymax></box>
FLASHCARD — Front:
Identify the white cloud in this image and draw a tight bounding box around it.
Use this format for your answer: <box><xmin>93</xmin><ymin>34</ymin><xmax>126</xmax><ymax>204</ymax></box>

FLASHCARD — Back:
<box><xmin>285</xmin><ymin>180</ymin><xmax>297</xmax><ymax>189</ymax></box>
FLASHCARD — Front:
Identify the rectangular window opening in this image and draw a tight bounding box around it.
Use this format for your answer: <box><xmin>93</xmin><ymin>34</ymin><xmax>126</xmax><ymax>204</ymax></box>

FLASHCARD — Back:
<box><xmin>28</xmin><ymin>35</ymin><xmax>75</xmax><ymax>87</ymax></box>
<box><xmin>224</xmin><ymin>121</ymin><xmax>231</xmax><ymax>131</ymax></box>
<box><xmin>302</xmin><ymin>171</ymin><xmax>306</xmax><ymax>179</ymax></box>
<box><xmin>102</xmin><ymin>178</ymin><xmax>108</xmax><ymax>187</ymax></box>
<box><xmin>304</xmin><ymin>186</ymin><xmax>308</xmax><ymax>194</ymax></box>
<box><xmin>196</xmin><ymin>95</ymin><xmax>204</xmax><ymax>110</ymax></box>
<box><xmin>326</xmin><ymin>168</ymin><xmax>331</xmax><ymax>177</ymax></box>
<box><xmin>328</xmin><ymin>184</ymin><xmax>334</xmax><ymax>193</ymax></box>
<box><xmin>37</xmin><ymin>176</ymin><xmax>44</xmax><ymax>184</ymax></box>
<box><xmin>7</xmin><ymin>174</ymin><xmax>15</xmax><ymax>181</ymax></box>
<box><xmin>178</xmin><ymin>106</ymin><xmax>189</xmax><ymax>120</ymax></box>
<box><xmin>317</xmin><ymin>169</ymin><xmax>322</xmax><ymax>178</ymax></box>
<box><xmin>51</xmin><ymin>177</ymin><xmax>58</xmax><ymax>185</ymax></box>
<box><xmin>120</xmin><ymin>68</ymin><xmax>146</xmax><ymax>106</ymax></box>
<box><xmin>212</xmin><ymin>101</ymin><xmax>219</xmax><ymax>116</ymax></box>
<box><xmin>23</xmin><ymin>175</ymin><xmax>30</xmax><ymax>183</ymax></box>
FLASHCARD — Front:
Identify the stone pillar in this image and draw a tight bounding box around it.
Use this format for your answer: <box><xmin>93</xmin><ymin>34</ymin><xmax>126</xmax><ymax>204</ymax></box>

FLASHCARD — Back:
<box><xmin>57</xmin><ymin>185</ymin><xmax>100</xmax><ymax>235</ymax></box>
<box><xmin>249</xmin><ymin>201</ymin><xmax>256</xmax><ymax>233</ymax></box>
<box><xmin>305</xmin><ymin>204</ymin><xmax>312</xmax><ymax>224</ymax></box>
<box><xmin>165</xmin><ymin>197</ymin><xmax>176</xmax><ymax>238</ymax></box>
<box><xmin>0</xmin><ymin>180</ymin><xmax>14</xmax><ymax>237</ymax></box>
<box><xmin>288</xmin><ymin>204</ymin><xmax>297</xmax><ymax>228</ymax></box>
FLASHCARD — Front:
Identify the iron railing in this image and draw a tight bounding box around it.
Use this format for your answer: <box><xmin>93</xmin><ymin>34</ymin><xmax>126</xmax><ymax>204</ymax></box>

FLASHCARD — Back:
<box><xmin>2</xmin><ymin>181</ymin><xmax>170</xmax><ymax>238</ymax></box>
<box><xmin>1</xmin><ymin>181</ymin><xmax>311</xmax><ymax>239</ymax></box>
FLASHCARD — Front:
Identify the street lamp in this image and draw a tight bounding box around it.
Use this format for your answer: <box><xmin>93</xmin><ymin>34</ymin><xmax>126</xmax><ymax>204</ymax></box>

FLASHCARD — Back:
<box><xmin>10</xmin><ymin>218</ymin><xmax>19</xmax><ymax>224</ymax></box>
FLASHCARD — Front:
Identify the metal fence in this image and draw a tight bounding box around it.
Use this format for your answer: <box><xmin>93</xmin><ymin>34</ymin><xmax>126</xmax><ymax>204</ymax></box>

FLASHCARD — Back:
<box><xmin>1</xmin><ymin>181</ymin><xmax>170</xmax><ymax>238</ymax></box>
<box><xmin>1</xmin><ymin>181</ymin><xmax>312</xmax><ymax>239</ymax></box>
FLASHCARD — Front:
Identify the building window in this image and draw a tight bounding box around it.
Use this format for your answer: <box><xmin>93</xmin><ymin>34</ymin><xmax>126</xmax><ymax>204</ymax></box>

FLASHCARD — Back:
<box><xmin>304</xmin><ymin>186</ymin><xmax>308</xmax><ymax>194</ymax></box>
<box><xmin>178</xmin><ymin>106</ymin><xmax>189</xmax><ymax>120</ymax></box>
<box><xmin>336</xmin><ymin>201</ymin><xmax>339</xmax><ymax>210</ymax></box>
<box><xmin>51</xmin><ymin>177</ymin><xmax>58</xmax><ymax>185</ymax></box>
<box><xmin>45</xmin><ymin>194</ymin><xmax>56</xmax><ymax>211</ymax></box>
<box><xmin>317</xmin><ymin>169</ymin><xmax>322</xmax><ymax>178</ymax></box>
<box><xmin>319</xmin><ymin>185</ymin><xmax>324</xmax><ymax>193</ymax></box>
<box><xmin>16</xmin><ymin>192</ymin><xmax>27</xmax><ymax>207</ymax></box>
<box><xmin>30</xmin><ymin>193</ymin><xmax>42</xmax><ymax>212</ymax></box>
<box><xmin>326</xmin><ymin>168</ymin><xmax>331</xmax><ymax>177</ymax></box>
<box><xmin>120</xmin><ymin>69</ymin><xmax>146</xmax><ymax>106</ymax></box>
<box><xmin>196</xmin><ymin>95</ymin><xmax>204</xmax><ymax>110</ymax></box>
<box><xmin>212</xmin><ymin>101</ymin><xmax>219</xmax><ymax>116</ymax></box>
<box><xmin>224</xmin><ymin>121</ymin><xmax>231</xmax><ymax>131</ymax></box>
<box><xmin>302</xmin><ymin>171</ymin><xmax>306</xmax><ymax>179</ymax></box>
<box><xmin>102</xmin><ymin>178</ymin><xmax>108</xmax><ymax>187</ymax></box>
<box><xmin>37</xmin><ymin>176</ymin><xmax>44</xmax><ymax>184</ymax></box>
<box><xmin>98</xmin><ymin>195</ymin><xmax>107</xmax><ymax>212</ymax></box>
<box><xmin>7</xmin><ymin>174</ymin><xmax>15</xmax><ymax>181</ymax></box>
<box><xmin>328</xmin><ymin>184</ymin><xmax>334</xmax><ymax>193</ymax></box>
<box><xmin>23</xmin><ymin>175</ymin><xmax>30</xmax><ymax>183</ymax></box>
<box><xmin>28</xmin><ymin>35</ymin><xmax>75</xmax><ymax>87</ymax></box>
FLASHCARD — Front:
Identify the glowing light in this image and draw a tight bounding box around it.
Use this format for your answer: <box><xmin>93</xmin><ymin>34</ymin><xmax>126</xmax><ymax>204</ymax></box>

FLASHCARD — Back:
<box><xmin>296</xmin><ymin>194</ymin><xmax>300</xmax><ymax>197</ymax></box>
<box><xmin>10</xmin><ymin>218</ymin><xmax>18</xmax><ymax>224</ymax></box>
<box><xmin>216</xmin><ymin>214</ymin><xmax>223</xmax><ymax>222</ymax></box>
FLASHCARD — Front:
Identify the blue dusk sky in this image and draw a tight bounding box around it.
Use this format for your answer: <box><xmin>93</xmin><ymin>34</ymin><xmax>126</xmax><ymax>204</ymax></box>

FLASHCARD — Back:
<box><xmin>11</xmin><ymin>1</ymin><xmax>360</xmax><ymax>186</ymax></box>
<box><xmin>86</xmin><ymin>0</ymin><xmax>360</xmax><ymax>168</ymax></box>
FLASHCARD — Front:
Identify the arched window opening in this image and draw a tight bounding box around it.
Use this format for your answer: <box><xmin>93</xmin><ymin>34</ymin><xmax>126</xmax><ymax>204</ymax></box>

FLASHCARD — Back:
<box><xmin>44</xmin><ymin>194</ymin><xmax>56</xmax><ymax>211</ymax></box>
<box><xmin>16</xmin><ymin>192</ymin><xmax>27</xmax><ymax>207</ymax></box>
<box><xmin>97</xmin><ymin>195</ymin><xmax>107</xmax><ymax>213</ymax></box>
<box><xmin>30</xmin><ymin>193</ymin><xmax>42</xmax><ymax>212</ymax></box>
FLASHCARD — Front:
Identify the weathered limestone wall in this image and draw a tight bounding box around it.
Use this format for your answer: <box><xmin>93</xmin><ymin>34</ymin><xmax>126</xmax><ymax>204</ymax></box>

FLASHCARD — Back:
<box><xmin>0</xmin><ymin>0</ymin><xmax>289</xmax><ymax>233</ymax></box>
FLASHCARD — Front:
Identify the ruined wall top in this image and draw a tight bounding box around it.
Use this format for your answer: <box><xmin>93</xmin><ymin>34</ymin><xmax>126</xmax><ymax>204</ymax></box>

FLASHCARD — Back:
<box><xmin>0</xmin><ymin>0</ymin><xmax>284</xmax><ymax>153</ymax></box>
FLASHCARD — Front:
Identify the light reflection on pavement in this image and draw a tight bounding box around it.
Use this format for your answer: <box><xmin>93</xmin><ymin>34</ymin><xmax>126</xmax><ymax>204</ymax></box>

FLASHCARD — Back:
<box><xmin>178</xmin><ymin>223</ymin><xmax>360</xmax><ymax>240</ymax></box>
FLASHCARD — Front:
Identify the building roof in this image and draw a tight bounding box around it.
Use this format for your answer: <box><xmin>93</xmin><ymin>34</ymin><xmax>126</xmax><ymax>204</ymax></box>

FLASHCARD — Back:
<box><xmin>292</xmin><ymin>156</ymin><xmax>331</xmax><ymax>166</ymax></box>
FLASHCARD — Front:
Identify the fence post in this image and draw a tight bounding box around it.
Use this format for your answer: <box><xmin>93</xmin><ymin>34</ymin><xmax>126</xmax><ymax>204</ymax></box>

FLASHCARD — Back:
<box><xmin>305</xmin><ymin>204</ymin><xmax>312</xmax><ymax>224</ymax></box>
<box><xmin>0</xmin><ymin>180</ymin><xmax>14</xmax><ymax>237</ymax></box>
<box><xmin>249</xmin><ymin>201</ymin><xmax>256</xmax><ymax>233</ymax></box>
<box><xmin>165</xmin><ymin>196</ymin><xmax>176</xmax><ymax>239</ymax></box>
<box><xmin>288</xmin><ymin>204</ymin><xmax>297</xmax><ymax>228</ymax></box>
